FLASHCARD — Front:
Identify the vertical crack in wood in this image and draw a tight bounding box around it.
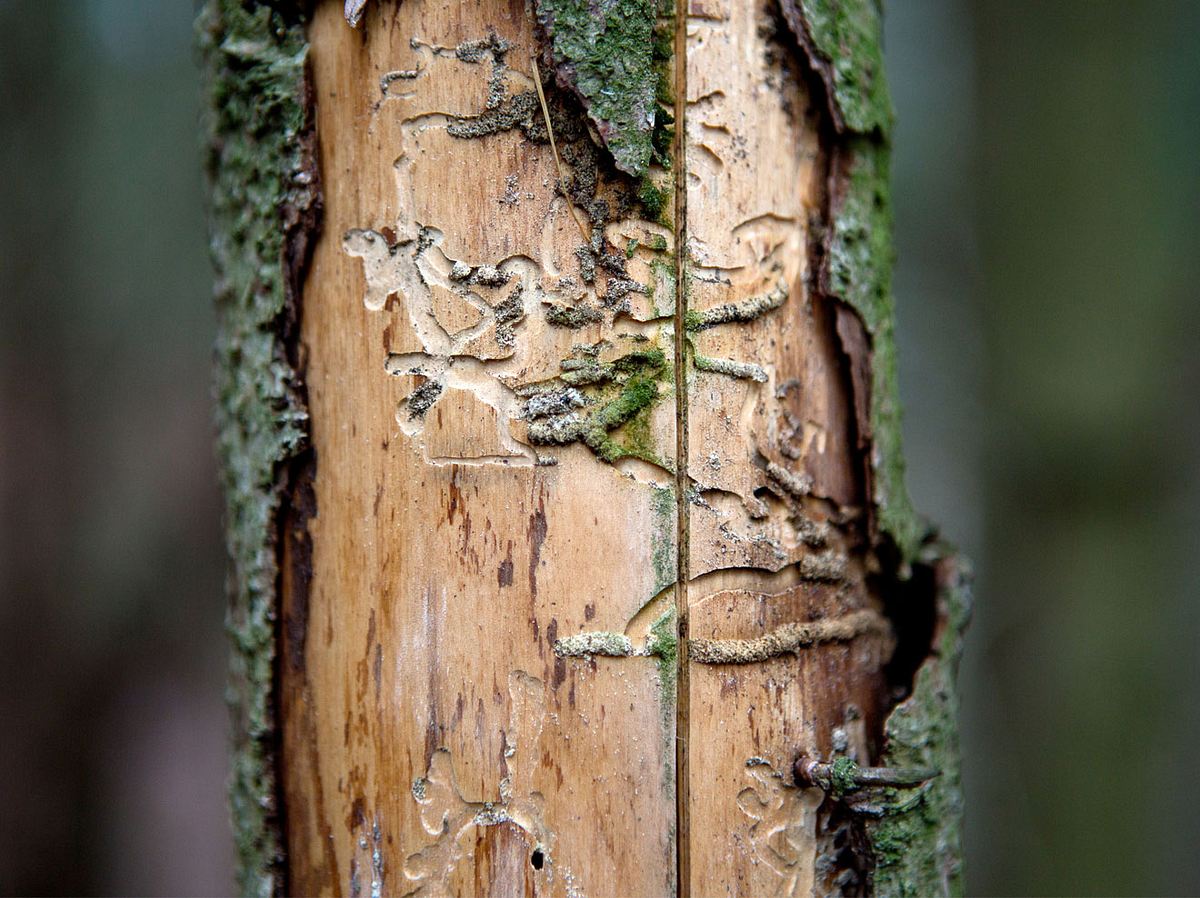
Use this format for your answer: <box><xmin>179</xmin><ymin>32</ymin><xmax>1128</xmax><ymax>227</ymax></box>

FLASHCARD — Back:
<box><xmin>671</xmin><ymin>1</ymin><xmax>691</xmax><ymax>894</ymax></box>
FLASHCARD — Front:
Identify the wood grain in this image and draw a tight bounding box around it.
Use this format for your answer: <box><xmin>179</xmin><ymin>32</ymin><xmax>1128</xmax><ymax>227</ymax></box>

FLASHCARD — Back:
<box><xmin>280</xmin><ymin>2</ymin><xmax>893</xmax><ymax>895</ymax></box>
<box><xmin>681</xmin><ymin>3</ymin><xmax>891</xmax><ymax>895</ymax></box>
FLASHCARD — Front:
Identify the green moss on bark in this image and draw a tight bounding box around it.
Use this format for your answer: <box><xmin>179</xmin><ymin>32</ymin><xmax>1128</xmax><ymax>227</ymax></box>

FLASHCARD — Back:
<box><xmin>778</xmin><ymin>0</ymin><xmax>918</xmax><ymax>561</ymax></box>
<box><xmin>782</xmin><ymin>2</ymin><xmax>966</xmax><ymax>889</ymax></box>
<box><xmin>827</xmin><ymin>141</ymin><xmax>921</xmax><ymax>561</ymax></box>
<box><xmin>528</xmin><ymin>343</ymin><xmax>673</xmax><ymax>466</ymax></box>
<box><xmin>647</xmin><ymin>606</ymin><xmax>678</xmax><ymax>734</ymax></box>
<box><xmin>198</xmin><ymin>2</ymin><xmax>313</xmax><ymax>894</ymax></box>
<box><xmin>869</xmin><ymin>553</ymin><xmax>971</xmax><ymax>897</ymax></box>
<box><xmin>534</xmin><ymin>0</ymin><xmax>670</xmax><ymax>177</ymax></box>
<box><xmin>777</xmin><ymin>0</ymin><xmax>921</xmax><ymax>561</ymax></box>
<box><xmin>829</xmin><ymin>756</ymin><xmax>862</xmax><ymax>798</ymax></box>
<box><xmin>788</xmin><ymin>0</ymin><xmax>892</xmax><ymax>134</ymax></box>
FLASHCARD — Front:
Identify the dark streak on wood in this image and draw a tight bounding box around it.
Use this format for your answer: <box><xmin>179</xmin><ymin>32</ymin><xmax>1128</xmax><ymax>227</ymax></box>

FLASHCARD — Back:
<box><xmin>546</xmin><ymin>618</ymin><xmax>565</xmax><ymax>689</ymax></box>
<box><xmin>498</xmin><ymin>542</ymin><xmax>514</xmax><ymax>587</ymax></box>
<box><xmin>833</xmin><ymin>302</ymin><xmax>873</xmax><ymax>454</ymax></box>
<box><xmin>282</xmin><ymin>450</ymin><xmax>319</xmax><ymax>674</ymax></box>
<box><xmin>832</xmin><ymin>297</ymin><xmax>875</xmax><ymax>524</ymax></box>
<box><xmin>372</xmin><ymin>643</ymin><xmax>382</xmax><ymax>701</ymax></box>
<box><xmin>272</xmin><ymin>50</ymin><xmax>325</xmax><ymax>897</ymax></box>
<box><xmin>527</xmin><ymin>494</ymin><xmax>547</xmax><ymax>599</ymax></box>
<box><xmin>473</xmin><ymin>821</ymin><xmax>536</xmax><ymax>898</ymax></box>
<box><xmin>278</xmin><ymin>446</ymin><xmax>340</xmax><ymax>896</ymax></box>
<box><xmin>424</xmin><ymin>584</ymin><xmax>443</xmax><ymax>766</ymax></box>
<box><xmin>280</xmin><ymin>60</ymin><xmax>323</xmax><ymax>372</ymax></box>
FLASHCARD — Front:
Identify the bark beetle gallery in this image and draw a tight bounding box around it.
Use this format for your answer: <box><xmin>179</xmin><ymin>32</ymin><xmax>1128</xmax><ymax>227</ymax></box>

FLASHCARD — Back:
<box><xmin>202</xmin><ymin>1</ymin><xmax>968</xmax><ymax>895</ymax></box>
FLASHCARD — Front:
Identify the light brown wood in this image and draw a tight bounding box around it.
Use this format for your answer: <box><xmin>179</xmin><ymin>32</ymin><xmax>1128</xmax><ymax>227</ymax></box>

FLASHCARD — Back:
<box><xmin>281</xmin><ymin>2</ymin><xmax>893</xmax><ymax>895</ymax></box>
<box><xmin>681</xmin><ymin>6</ymin><xmax>891</xmax><ymax>896</ymax></box>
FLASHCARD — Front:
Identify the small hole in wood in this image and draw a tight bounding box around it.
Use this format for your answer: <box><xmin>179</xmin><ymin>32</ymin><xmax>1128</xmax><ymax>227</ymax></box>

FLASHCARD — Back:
<box><xmin>530</xmin><ymin>848</ymin><xmax>545</xmax><ymax>870</ymax></box>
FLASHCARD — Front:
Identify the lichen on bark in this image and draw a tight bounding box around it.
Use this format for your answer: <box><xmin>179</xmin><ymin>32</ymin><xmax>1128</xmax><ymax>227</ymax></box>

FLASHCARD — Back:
<box><xmin>779</xmin><ymin>1</ymin><xmax>969</xmax><ymax>891</ymax></box>
<box><xmin>779</xmin><ymin>0</ymin><xmax>892</xmax><ymax>135</ymax></box>
<box><xmin>827</xmin><ymin>140</ymin><xmax>923</xmax><ymax>562</ymax></box>
<box><xmin>776</xmin><ymin>0</ymin><xmax>918</xmax><ymax>562</ymax></box>
<box><xmin>198</xmin><ymin>2</ymin><xmax>316</xmax><ymax>894</ymax></box>
<box><xmin>533</xmin><ymin>0</ymin><xmax>671</xmax><ymax>177</ymax></box>
<box><xmin>869</xmin><ymin>552</ymin><xmax>971</xmax><ymax>897</ymax></box>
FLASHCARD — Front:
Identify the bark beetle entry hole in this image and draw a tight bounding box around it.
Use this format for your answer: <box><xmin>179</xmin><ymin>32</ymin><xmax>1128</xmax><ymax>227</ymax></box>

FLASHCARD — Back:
<box><xmin>530</xmin><ymin>848</ymin><xmax>545</xmax><ymax>870</ymax></box>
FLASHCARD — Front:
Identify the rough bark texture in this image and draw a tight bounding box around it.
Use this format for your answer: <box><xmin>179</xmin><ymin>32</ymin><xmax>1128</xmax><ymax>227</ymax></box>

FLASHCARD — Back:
<box><xmin>202</xmin><ymin>1</ymin><xmax>967</xmax><ymax>895</ymax></box>
<box><xmin>199</xmin><ymin>4</ymin><xmax>318</xmax><ymax>893</ymax></box>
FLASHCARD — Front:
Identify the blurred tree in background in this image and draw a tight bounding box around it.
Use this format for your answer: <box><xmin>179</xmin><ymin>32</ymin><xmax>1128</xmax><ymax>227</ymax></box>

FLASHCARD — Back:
<box><xmin>888</xmin><ymin>1</ymin><xmax>1200</xmax><ymax>895</ymax></box>
<box><xmin>0</xmin><ymin>1</ymin><xmax>1197</xmax><ymax>895</ymax></box>
<box><xmin>0</xmin><ymin>1</ymin><xmax>232</xmax><ymax>894</ymax></box>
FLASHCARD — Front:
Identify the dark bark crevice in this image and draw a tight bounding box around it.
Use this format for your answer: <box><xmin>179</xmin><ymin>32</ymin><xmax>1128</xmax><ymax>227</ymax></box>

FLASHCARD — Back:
<box><xmin>271</xmin><ymin>54</ymin><xmax>323</xmax><ymax>898</ymax></box>
<box><xmin>776</xmin><ymin>3</ymin><xmax>965</xmax><ymax>893</ymax></box>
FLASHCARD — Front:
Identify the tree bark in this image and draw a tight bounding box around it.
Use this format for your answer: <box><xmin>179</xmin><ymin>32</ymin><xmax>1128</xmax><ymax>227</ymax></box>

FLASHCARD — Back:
<box><xmin>202</xmin><ymin>1</ymin><xmax>968</xmax><ymax>896</ymax></box>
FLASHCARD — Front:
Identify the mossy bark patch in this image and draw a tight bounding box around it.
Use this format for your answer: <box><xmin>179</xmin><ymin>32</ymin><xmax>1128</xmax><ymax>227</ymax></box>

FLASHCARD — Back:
<box><xmin>198</xmin><ymin>1</ymin><xmax>316</xmax><ymax>893</ymax></box>
<box><xmin>829</xmin><ymin>756</ymin><xmax>862</xmax><ymax>798</ymax></box>
<box><xmin>527</xmin><ymin>343</ymin><xmax>673</xmax><ymax>467</ymax></box>
<box><xmin>828</xmin><ymin>141</ymin><xmax>921</xmax><ymax>562</ymax></box>
<box><xmin>776</xmin><ymin>0</ymin><xmax>919</xmax><ymax>562</ymax></box>
<box><xmin>869</xmin><ymin>553</ymin><xmax>971</xmax><ymax>897</ymax></box>
<box><xmin>776</xmin><ymin>1</ymin><xmax>966</xmax><ymax>885</ymax></box>
<box><xmin>778</xmin><ymin>0</ymin><xmax>892</xmax><ymax>135</ymax></box>
<box><xmin>534</xmin><ymin>0</ymin><xmax>665</xmax><ymax>177</ymax></box>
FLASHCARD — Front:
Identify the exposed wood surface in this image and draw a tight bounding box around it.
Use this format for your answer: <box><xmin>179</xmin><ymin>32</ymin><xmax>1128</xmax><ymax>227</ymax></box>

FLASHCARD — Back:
<box><xmin>281</xmin><ymin>1</ymin><xmax>893</xmax><ymax>895</ymax></box>
<box><xmin>680</xmin><ymin>5</ymin><xmax>891</xmax><ymax>897</ymax></box>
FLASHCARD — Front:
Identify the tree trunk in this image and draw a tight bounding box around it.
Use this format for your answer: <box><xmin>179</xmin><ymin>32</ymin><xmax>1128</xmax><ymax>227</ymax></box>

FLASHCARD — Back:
<box><xmin>201</xmin><ymin>1</ymin><xmax>968</xmax><ymax>896</ymax></box>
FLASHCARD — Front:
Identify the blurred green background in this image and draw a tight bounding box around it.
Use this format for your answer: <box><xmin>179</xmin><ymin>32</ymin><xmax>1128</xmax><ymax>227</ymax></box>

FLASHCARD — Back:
<box><xmin>1</xmin><ymin>1</ymin><xmax>1197</xmax><ymax>894</ymax></box>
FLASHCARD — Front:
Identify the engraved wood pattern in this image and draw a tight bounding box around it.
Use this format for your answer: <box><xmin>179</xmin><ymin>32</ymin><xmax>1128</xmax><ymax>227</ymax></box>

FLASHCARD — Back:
<box><xmin>280</xmin><ymin>2</ymin><xmax>892</xmax><ymax>895</ymax></box>
<box><xmin>682</xmin><ymin>4</ymin><xmax>891</xmax><ymax>895</ymax></box>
